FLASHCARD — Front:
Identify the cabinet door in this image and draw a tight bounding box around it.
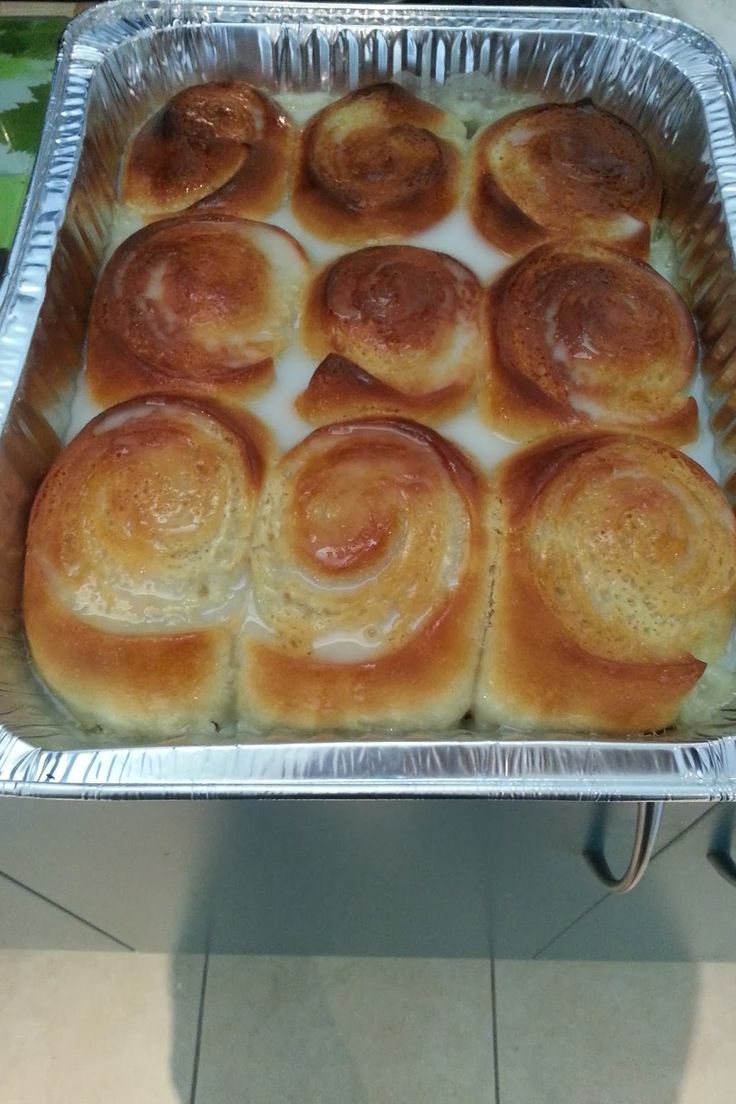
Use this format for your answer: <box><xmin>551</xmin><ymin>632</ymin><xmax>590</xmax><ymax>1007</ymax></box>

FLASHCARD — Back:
<box><xmin>0</xmin><ymin>796</ymin><xmax>708</xmax><ymax>957</ymax></box>
<box><xmin>539</xmin><ymin>805</ymin><xmax>736</xmax><ymax>961</ymax></box>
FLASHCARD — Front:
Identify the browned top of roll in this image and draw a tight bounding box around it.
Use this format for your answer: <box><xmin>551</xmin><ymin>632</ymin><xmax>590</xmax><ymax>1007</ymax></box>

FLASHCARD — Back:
<box><xmin>292</xmin><ymin>83</ymin><xmax>465</xmax><ymax>244</ymax></box>
<box><xmin>297</xmin><ymin>245</ymin><xmax>483</xmax><ymax>422</ymax></box>
<box><xmin>121</xmin><ymin>81</ymin><xmax>293</xmax><ymax>219</ymax></box>
<box><xmin>239</xmin><ymin>417</ymin><xmax>492</xmax><ymax>730</ymax></box>
<box><xmin>476</xmin><ymin>432</ymin><xmax>736</xmax><ymax>733</ymax></box>
<box><xmin>24</xmin><ymin>396</ymin><xmax>269</xmax><ymax>737</ymax></box>
<box><xmin>483</xmin><ymin>242</ymin><xmax>698</xmax><ymax>444</ymax></box>
<box><xmin>470</xmin><ymin>101</ymin><xmax>662</xmax><ymax>258</ymax></box>
<box><xmin>87</xmin><ymin>214</ymin><xmax>309</xmax><ymax>408</ymax></box>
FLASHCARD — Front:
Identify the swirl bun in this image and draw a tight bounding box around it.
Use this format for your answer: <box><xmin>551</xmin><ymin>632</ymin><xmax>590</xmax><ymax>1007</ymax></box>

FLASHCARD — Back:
<box><xmin>24</xmin><ymin>396</ymin><xmax>268</xmax><ymax>737</ymax></box>
<box><xmin>471</xmin><ymin>101</ymin><xmax>662</xmax><ymax>258</ymax></box>
<box><xmin>484</xmin><ymin>242</ymin><xmax>697</xmax><ymax>444</ymax></box>
<box><xmin>297</xmin><ymin>246</ymin><xmax>483</xmax><ymax>423</ymax></box>
<box><xmin>292</xmin><ymin>83</ymin><xmax>465</xmax><ymax>244</ymax></box>
<box><xmin>121</xmin><ymin>81</ymin><xmax>293</xmax><ymax>219</ymax></box>
<box><xmin>476</xmin><ymin>432</ymin><xmax>736</xmax><ymax>733</ymax></box>
<box><xmin>87</xmin><ymin>215</ymin><xmax>309</xmax><ymax>408</ymax></box>
<box><xmin>240</xmin><ymin>418</ymin><xmax>492</xmax><ymax>729</ymax></box>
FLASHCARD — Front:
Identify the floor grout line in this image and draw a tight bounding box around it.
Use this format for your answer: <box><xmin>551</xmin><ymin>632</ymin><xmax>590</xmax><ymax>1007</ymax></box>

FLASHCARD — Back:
<box><xmin>490</xmin><ymin>958</ymin><xmax>501</xmax><ymax>1104</ymax></box>
<box><xmin>648</xmin><ymin>805</ymin><xmax>714</xmax><ymax>860</ymax></box>
<box><xmin>189</xmin><ymin>951</ymin><xmax>211</xmax><ymax>1104</ymax></box>
<box><xmin>0</xmin><ymin>867</ymin><xmax>136</xmax><ymax>951</ymax></box>
<box><xmin>532</xmin><ymin>805</ymin><xmax>717</xmax><ymax>960</ymax></box>
<box><xmin>531</xmin><ymin>892</ymin><xmax>608</xmax><ymax>960</ymax></box>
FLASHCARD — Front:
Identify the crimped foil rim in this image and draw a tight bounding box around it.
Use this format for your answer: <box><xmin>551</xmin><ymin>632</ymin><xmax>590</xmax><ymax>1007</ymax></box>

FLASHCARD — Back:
<box><xmin>1</xmin><ymin>2</ymin><xmax>736</xmax><ymax>798</ymax></box>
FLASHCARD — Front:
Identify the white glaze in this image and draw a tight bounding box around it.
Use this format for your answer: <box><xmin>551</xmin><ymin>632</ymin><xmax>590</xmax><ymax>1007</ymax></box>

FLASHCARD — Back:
<box><xmin>683</xmin><ymin>368</ymin><xmax>720</xmax><ymax>480</ymax></box>
<box><xmin>441</xmin><ymin>407</ymin><xmax>518</xmax><ymax>471</ymax></box>
<box><xmin>249</xmin><ymin>344</ymin><xmax>317</xmax><ymax>451</ymax></box>
<box><xmin>67</xmin><ymin>371</ymin><xmax>103</xmax><ymax>441</ymax></box>
<box><xmin>275</xmin><ymin>89</ymin><xmax>334</xmax><ymax>126</ymax></box>
<box><xmin>409</xmin><ymin>207</ymin><xmax>507</xmax><ymax>282</ymax></box>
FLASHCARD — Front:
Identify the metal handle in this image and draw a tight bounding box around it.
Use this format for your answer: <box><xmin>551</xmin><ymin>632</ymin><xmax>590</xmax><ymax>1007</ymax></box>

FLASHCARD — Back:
<box><xmin>707</xmin><ymin>849</ymin><xmax>736</xmax><ymax>888</ymax></box>
<box><xmin>584</xmin><ymin>801</ymin><xmax>664</xmax><ymax>894</ymax></box>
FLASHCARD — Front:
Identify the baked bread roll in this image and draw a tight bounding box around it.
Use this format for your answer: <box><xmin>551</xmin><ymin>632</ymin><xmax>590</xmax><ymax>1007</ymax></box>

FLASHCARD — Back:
<box><xmin>470</xmin><ymin>101</ymin><xmax>662</xmax><ymax>258</ymax></box>
<box><xmin>476</xmin><ymin>432</ymin><xmax>736</xmax><ymax>733</ymax></box>
<box><xmin>292</xmin><ymin>82</ymin><xmax>465</xmax><ymax>243</ymax></box>
<box><xmin>239</xmin><ymin>418</ymin><xmax>492</xmax><ymax>729</ymax></box>
<box><xmin>121</xmin><ymin>81</ymin><xmax>293</xmax><ymax>219</ymax></box>
<box><xmin>87</xmin><ymin>214</ymin><xmax>309</xmax><ymax>408</ymax></box>
<box><xmin>297</xmin><ymin>245</ymin><xmax>483</xmax><ymax>423</ymax></box>
<box><xmin>24</xmin><ymin>396</ymin><xmax>268</xmax><ymax>738</ymax></box>
<box><xmin>483</xmin><ymin>242</ymin><xmax>698</xmax><ymax>444</ymax></box>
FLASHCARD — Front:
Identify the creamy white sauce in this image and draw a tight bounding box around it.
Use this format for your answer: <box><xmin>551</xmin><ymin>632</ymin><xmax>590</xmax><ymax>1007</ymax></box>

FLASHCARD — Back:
<box><xmin>648</xmin><ymin>222</ymin><xmax>682</xmax><ymax>288</ymax></box>
<box><xmin>242</xmin><ymin>590</ymin><xmax>277</xmax><ymax>642</ymax></box>
<box><xmin>275</xmin><ymin>89</ymin><xmax>334</xmax><ymax>126</ymax></box>
<box><xmin>441</xmin><ymin>407</ymin><xmax>518</xmax><ymax>471</ymax></box>
<box><xmin>568</xmin><ymin>392</ymin><xmax>607</xmax><ymax>419</ymax></box>
<box><xmin>105</xmin><ymin>206</ymin><xmax>145</xmax><ymax>259</ymax></box>
<box><xmin>266</xmin><ymin>202</ymin><xmax>346</xmax><ymax>265</ymax></box>
<box><xmin>683</xmin><ymin>369</ymin><xmax>720</xmax><ymax>480</ymax></box>
<box><xmin>67</xmin><ymin>370</ymin><xmax>103</xmax><ymax>441</ymax></box>
<box><xmin>409</xmin><ymin>207</ymin><xmax>507</xmax><ymax>282</ymax></box>
<box><xmin>89</xmin><ymin>400</ymin><xmax>157</xmax><ymax>435</ymax></box>
<box><xmin>248</xmin><ymin>344</ymin><xmax>317</xmax><ymax>451</ymax></box>
<box><xmin>311</xmin><ymin>612</ymin><xmax>400</xmax><ymax>663</ymax></box>
<box><xmin>609</xmin><ymin>212</ymin><xmax>647</xmax><ymax>241</ymax></box>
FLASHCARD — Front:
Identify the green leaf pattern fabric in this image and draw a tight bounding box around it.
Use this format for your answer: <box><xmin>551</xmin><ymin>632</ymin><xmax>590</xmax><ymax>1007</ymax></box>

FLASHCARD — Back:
<box><xmin>0</xmin><ymin>18</ymin><xmax>66</xmax><ymax>250</ymax></box>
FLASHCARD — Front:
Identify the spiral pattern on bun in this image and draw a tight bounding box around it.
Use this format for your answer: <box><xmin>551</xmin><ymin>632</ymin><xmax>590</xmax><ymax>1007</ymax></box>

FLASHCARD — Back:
<box><xmin>121</xmin><ymin>81</ymin><xmax>293</xmax><ymax>219</ymax></box>
<box><xmin>239</xmin><ymin>418</ymin><xmax>492</xmax><ymax>729</ymax></box>
<box><xmin>87</xmin><ymin>215</ymin><xmax>309</xmax><ymax>408</ymax></box>
<box><xmin>476</xmin><ymin>432</ymin><xmax>736</xmax><ymax>733</ymax></box>
<box><xmin>297</xmin><ymin>246</ymin><xmax>483</xmax><ymax>423</ymax></box>
<box><xmin>470</xmin><ymin>101</ymin><xmax>662</xmax><ymax>258</ymax></box>
<box><xmin>24</xmin><ymin>396</ymin><xmax>268</xmax><ymax>737</ymax></box>
<box><xmin>483</xmin><ymin>242</ymin><xmax>698</xmax><ymax>444</ymax></box>
<box><xmin>292</xmin><ymin>83</ymin><xmax>465</xmax><ymax>244</ymax></box>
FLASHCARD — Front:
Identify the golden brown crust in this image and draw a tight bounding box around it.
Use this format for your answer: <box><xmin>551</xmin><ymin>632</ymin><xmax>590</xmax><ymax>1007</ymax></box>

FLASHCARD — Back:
<box><xmin>476</xmin><ymin>432</ymin><xmax>736</xmax><ymax>733</ymax></box>
<box><xmin>87</xmin><ymin>214</ymin><xmax>309</xmax><ymax>408</ymax></box>
<box><xmin>24</xmin><ymin>395</ymin><xmax>268</xmax><ymax>737</ymax></box>
<box><xmin>292</xmin><ymin>83</ymin><xmax>465</xmax><ymax>244</ymax></box>
<box><xmin>297</xmin><ymin>245</ymin><xmax>483</xmax><ymax>423</ymax></box>
<box><xmin>470</xmin><ymin>101</ymin><xmax>662</xmax><ymax>258</ymax></box>
<box><xmin>239</xmin><ymin>417</ymin><xmax>492</xmax><ymax>729</ymax></box>
<box><xmin>483</xmin><ymin>242</ymin><xmax>698</xmax><ymax>444</ymax></box>
<box><xmin>121</xmin><ymin>81</ymin><xmax>293</xmax><ymax>219</ymax></box>
<box><xmin>23</xmin><ymin>574</ymin><xmax>231</xmax><ymax>738</ymax></box>
<box><xmin>295</xmin><ymin>354</ymin><xmax>473</xmax><ymax>424</ymax></box>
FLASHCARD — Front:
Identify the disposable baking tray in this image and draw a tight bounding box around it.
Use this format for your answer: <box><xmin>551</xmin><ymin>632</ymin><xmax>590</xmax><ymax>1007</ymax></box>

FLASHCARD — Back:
<box><xmin>1</xmin><ymin>1</ymin><xmax>736</xmax><ymax>800</ymax></box>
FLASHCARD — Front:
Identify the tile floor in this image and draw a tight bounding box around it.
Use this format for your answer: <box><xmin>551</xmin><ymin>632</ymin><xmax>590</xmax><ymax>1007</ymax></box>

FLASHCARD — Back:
<box><xmin>2</xmin><ymin>863</ymin><xmax>736</xmax><ymax>1104</ymax></box>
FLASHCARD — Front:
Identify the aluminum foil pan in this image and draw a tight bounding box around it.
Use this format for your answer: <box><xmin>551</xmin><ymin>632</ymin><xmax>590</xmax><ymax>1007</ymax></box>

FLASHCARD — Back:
<box><xmin>1</xmin><ymin>1</ymin><xmax>736</xmax><ymax>800</ymax></box>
